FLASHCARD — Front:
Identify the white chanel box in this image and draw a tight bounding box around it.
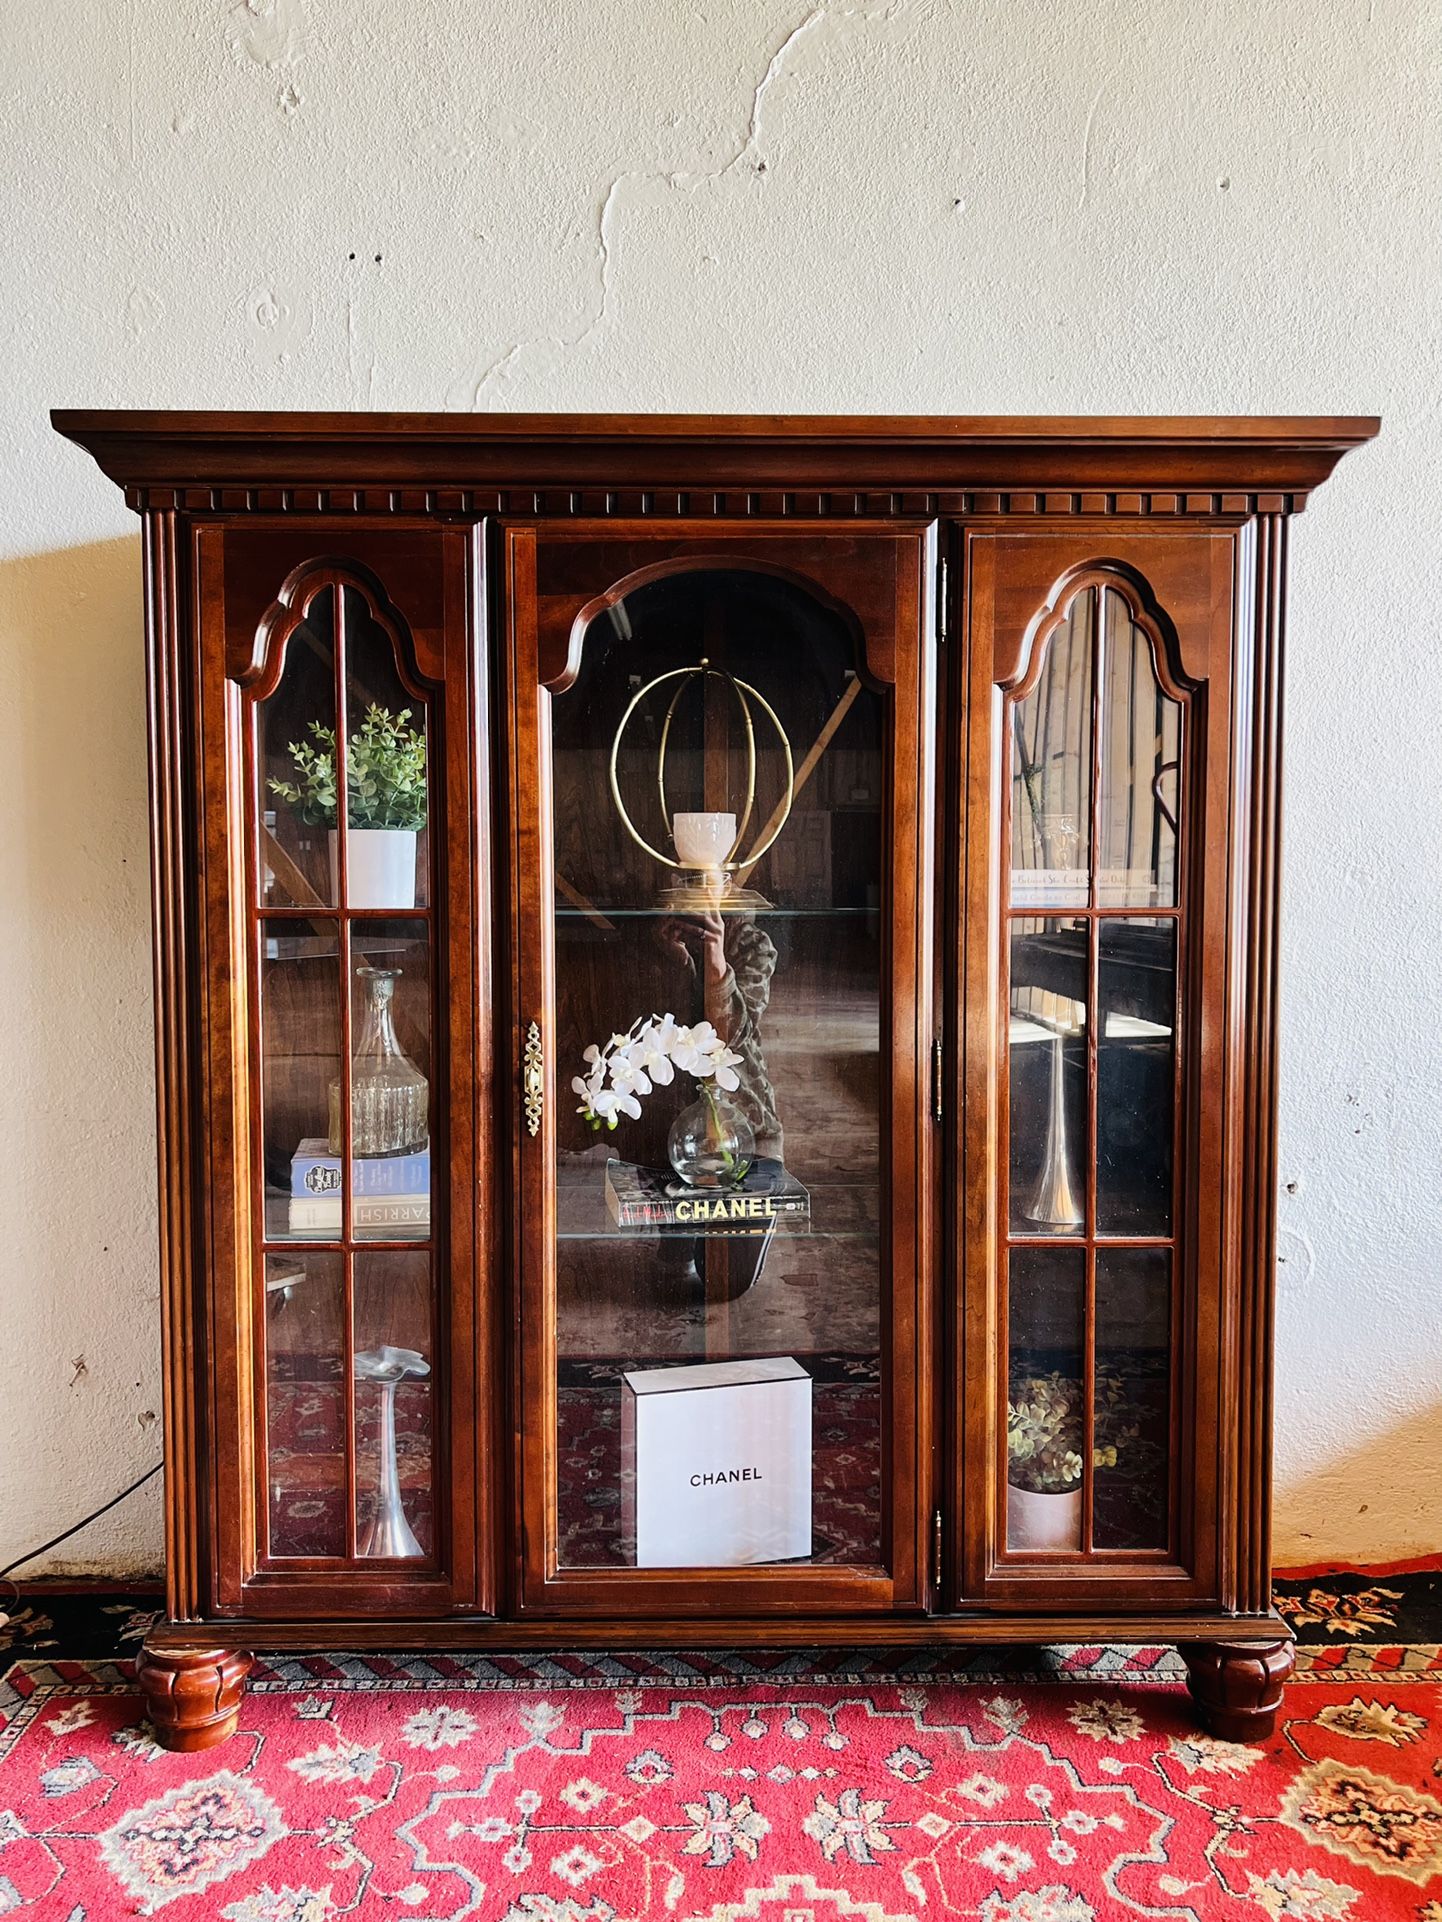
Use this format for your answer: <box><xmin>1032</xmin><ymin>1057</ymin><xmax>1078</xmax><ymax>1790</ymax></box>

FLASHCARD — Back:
<box><xmin>621</xmin><ymin>1356</ymin><xmax>811</xmax><ymax>1568</ymax></box>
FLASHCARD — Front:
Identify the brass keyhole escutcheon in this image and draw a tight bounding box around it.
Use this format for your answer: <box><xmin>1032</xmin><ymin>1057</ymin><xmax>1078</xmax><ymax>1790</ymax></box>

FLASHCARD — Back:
<box><xmin>523</xmin><ymin>1021</ymin><xmax>543</xmax><ymax>1137</ymax></box>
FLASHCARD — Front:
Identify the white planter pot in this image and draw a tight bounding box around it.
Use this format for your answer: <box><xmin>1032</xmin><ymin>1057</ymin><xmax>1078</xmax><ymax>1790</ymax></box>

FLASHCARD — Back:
<box><xmin>1007</xmin><ymin>1482</ymin><xmax>1082</xmax><ymax>1552</ymax></box>
<box><xmin>330</xmin><ymin>828</ymin><xmax>417</xmax><ymax>910</ymax></box>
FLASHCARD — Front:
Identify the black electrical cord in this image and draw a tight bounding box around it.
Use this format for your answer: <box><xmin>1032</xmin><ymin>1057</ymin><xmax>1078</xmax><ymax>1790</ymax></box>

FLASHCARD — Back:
<box><xmin>0</xmin><ymin>1460</ymin><xmax>163</xmax><ymax>1580</ymax></box>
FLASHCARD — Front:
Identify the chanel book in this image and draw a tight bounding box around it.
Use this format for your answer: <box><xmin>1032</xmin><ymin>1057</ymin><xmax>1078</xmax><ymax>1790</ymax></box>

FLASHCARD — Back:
<box><xmin>604</xmin><ymin>1157</ymin><xmax>809</xmax><ymax>1234</ymax></box>
<box><xmin>620</xmin><ymin>1355</ymin><xmax>812</xmax><ymax>1567</ymax></box>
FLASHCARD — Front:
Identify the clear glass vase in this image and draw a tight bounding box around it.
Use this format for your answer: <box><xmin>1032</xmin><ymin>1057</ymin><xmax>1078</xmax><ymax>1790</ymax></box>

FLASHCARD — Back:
<box><xmin>328</xmin><ymin>966</ymin><xmax>429</xmax><ymax>1157</ymax></box>
<box><xmin>667</xmin><ymin>1086</ymin><xmax>754</xmax><ymax>1190</ymax></box>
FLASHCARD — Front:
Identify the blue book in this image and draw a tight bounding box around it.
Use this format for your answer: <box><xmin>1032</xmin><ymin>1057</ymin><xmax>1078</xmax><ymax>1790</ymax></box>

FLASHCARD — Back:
<box><xmin>291</xmin><ymin>1138</ymin><xmax>430</xmax><ymax>1199</ymax></box>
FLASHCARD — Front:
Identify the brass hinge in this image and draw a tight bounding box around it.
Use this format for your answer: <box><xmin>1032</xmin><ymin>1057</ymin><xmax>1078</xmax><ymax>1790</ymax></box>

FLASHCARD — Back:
<box><xmin>937</xmin><ymin>552</ymin><xmax>950</xmax><ymax>646</ymax></box>
<box><xmin>523</xmin><ymin>1020</ymin><xmax>543</xmax><ymax>1137</ymax></box>
<box><xmin>931</xmin><ymin>1037</ymin><xmax>943</xmax><ymax>1124</ymax></box>
<box><xmin>932</xmin><ymin>1508</ymin><xmax>943</xmax><ymax>1593</ymax></box>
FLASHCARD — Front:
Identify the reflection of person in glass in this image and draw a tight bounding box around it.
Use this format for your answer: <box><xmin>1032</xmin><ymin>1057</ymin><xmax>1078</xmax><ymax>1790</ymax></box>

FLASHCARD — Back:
<box><xmin>658</xmin><ymin>906</ymin><xmax>782</xmax><ymax>1163</ymax></box>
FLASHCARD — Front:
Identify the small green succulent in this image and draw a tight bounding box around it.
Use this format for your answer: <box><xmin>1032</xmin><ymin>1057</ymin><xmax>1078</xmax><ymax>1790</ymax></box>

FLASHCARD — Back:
<box><xmin>269</xmin><ymin>704</ymin><xmax>426</xmax><ymax>831</ymax></box>
<box><xmin>1007</xmin><ymin>1371</ymin><xmax>1137</xmax><ymax>1494</ymax></box>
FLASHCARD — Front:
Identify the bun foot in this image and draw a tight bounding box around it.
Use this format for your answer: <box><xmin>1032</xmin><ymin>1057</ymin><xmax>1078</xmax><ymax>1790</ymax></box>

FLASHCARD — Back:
<box><xmin>1178</xmin><ymin>1637</ymin><xmax>1294</xmax><ymax>1743</ymax></box>
<box><xmin>137</xmin><ymin>1638</ymin><xmax>253</xmax><ymax>1752</ymax></box>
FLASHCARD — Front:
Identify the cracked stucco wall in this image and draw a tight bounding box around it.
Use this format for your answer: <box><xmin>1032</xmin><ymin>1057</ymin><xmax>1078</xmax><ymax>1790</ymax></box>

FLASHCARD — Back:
<box><xmin>1</xmin><ymin>0</ymin><xmax>1437</xmax><ymax>1575</ymax></box>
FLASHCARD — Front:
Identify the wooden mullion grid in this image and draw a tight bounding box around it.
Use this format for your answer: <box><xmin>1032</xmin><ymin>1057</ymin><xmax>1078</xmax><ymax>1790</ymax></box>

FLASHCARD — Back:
<box><xmin>1001</xmin><ymin>582</ymin><xmax>1186</xmax><ymax>1564</ymax></box>
<box><xmin>249</xmin><ymin>578</ymin><xmax>442</xmax><ymax>1580</ymax></box>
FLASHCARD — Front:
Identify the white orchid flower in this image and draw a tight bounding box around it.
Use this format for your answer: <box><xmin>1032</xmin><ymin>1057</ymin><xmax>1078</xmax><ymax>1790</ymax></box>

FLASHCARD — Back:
<box><xmin>573</xmin><ymin>1010</ymin><xmax>746</xmax><ymax>1132</ymax></box>
<box><xmin>668</xmin><ymin>1021</ymin><xmax>720</xmax><ymax>1077</ymax></box>
<box><xmin>704</xmin><ymin>1043</ymin><xmax>745</xmax><ymax>1092</ymax></box>
<box><xmin>624</xmin><ymin>1017</ymin><xmax>676</xmax><ymax>1085</ymax></box>
<box><xmin>608</xmin><ymin>1053</ymin><xmax>651</xmax><ymax>1098</ymax></box>
<box><xmin>589</xmin><ymin>1085</ymin><xmax>642</xmax><ymax>1126</ymax></box>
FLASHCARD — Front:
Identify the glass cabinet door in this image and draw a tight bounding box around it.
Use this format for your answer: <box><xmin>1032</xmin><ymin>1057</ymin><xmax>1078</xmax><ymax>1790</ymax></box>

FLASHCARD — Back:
<box><xmin>959</xmin><ymin>530</ymin><xmax>1233</xmax><ymax>1608</ymax></box>
<box><xmin>509</xmin><ymin>528</ymin><xmax>932</xmax><ymax>1614</ymax></box>
<box><xmin>199</xmin><ymin>524</ymin><xmax>483</xmax><ymax>1616</ymax></box>
<box><xmin>1005</xmin><ymin>581</ymin><xmax>1179</xmax><ymax>1559</ymax></box>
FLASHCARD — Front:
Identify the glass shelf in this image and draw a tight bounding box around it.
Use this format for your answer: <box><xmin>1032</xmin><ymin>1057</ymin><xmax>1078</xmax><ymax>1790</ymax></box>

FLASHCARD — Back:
<box><xmin>1010</xmin><ymin>1013</ymin><xmax>1171</xmax><ymax>1044</ymax></box>
<box><xmin>555</xmin><ymin>905</ymin><xmax>881</xmax><ymax>920</ymax></box>
<box><xmin>261</xmin><ymin>930</ymin><xmax>423</xmax><ymax>963</ymax></box>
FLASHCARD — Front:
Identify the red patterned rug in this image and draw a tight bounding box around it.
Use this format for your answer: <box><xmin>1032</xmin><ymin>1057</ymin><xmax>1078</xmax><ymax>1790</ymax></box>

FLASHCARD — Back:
<box><xmin>4</xmin><ymin>1650</ymin><xmax>1442</xmax><ymax>1919</ymax></box>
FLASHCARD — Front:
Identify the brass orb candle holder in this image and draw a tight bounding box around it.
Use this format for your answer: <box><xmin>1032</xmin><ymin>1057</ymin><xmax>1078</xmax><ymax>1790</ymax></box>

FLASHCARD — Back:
<box><xmin>608</xmin><ymin>658</ymin><xmax>794</xmax><ymax>912</ymax></box>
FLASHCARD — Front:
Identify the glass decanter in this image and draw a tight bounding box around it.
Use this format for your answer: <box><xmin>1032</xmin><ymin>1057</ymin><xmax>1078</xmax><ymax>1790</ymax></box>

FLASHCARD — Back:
<box><xmin>328</xmin><ymin>965</ymin><xmax>429</xmax><ymax>1157</ymax></box>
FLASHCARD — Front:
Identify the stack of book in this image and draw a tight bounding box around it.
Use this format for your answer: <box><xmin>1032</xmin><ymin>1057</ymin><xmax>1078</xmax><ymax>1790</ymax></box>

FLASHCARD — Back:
<box><xmin>604</xmin><ymin>1157</ymin><xmax>809</xmax><ymax>1236</ymax></box>
<box><xmin>287</xmin><ymin>1139</ymin><xmax>430</xmax><ymax>1235</ymax></box>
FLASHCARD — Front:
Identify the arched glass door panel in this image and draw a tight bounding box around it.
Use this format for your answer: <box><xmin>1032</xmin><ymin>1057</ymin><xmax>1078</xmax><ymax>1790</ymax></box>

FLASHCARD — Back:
<box><xmin>509</xmin><ymin>523</ymin><xmax>931</xmax><ymax>1616</ymax></box>
<box><xmin>252</xmin><ymin>569</ymin><xmax>438</xmax><ymax>1565</ymax></box>
<box><xmin>1005</xmin><ymin>576</ymin><xmax>1185</xmax><ymax>1559</ymax></box>
<box><xmin>550</xmin><ymin>567</ymin><xmax>886</xmax><ymax>1573</ymax></box>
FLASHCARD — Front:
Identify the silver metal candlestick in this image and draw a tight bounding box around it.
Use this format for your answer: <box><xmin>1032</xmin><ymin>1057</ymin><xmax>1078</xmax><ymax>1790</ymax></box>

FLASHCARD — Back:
<box><xmin>355</xmin><ymin>1344</ymin><xmax>430</xmax><ymax>1559</ymax></box>
<box><xmin>1021</xmin><ymin>1020</ymin><xmax>1084</xmax><ymax>1231</ymax></box>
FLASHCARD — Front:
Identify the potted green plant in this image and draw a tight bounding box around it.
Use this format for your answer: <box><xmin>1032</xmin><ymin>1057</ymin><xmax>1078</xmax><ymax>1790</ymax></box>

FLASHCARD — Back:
<box><xmin>1006</xmin><ymin>1371</ymin><xmax>1130</xmax><ymax>1550</ymax></box>
<box><xmin>269</xmin><ymin>704</ymin><xmax>427</xmax><ymax>909</ymax></box>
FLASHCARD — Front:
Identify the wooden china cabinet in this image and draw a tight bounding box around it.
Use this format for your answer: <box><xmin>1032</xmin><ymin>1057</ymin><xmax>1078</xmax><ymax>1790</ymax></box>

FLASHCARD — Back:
<box><xmin>54</xmin><ymin>410</ymin><xmax>1375</xmax><ymax>1751</ymax></box>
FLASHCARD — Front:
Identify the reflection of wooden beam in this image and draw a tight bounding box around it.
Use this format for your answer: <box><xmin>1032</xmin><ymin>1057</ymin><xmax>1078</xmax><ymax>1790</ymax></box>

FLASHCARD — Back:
<box><xmin>736</xmin><ymin>675</ymin><xmax>862</xmax><ymax>886</ymax></box>
<box><xmin>556</xmin><ymin>872</ymin><xmax>616</xmax><ymax>932</ymax></box>
<box><xmin>703</xmin><ymin>599</ymin><xmax>730</xmax><ymax>816</ymax></box>
<box><xmin>263</xmin><ymin>826</ymin><xmax>327</xmax><ymax>908</ymax></box>
<box><xmin>296</xmin><ymin>593</ymin><xmax>384</xmax><ymax>717</ymax></box>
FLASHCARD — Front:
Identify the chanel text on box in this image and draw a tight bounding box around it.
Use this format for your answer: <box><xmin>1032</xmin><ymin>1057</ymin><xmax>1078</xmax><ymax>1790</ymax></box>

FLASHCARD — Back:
<box><xmin>620</xmin><ymin>1356</ymin><xmax>812</xmax><ymax>1567</ymax></box>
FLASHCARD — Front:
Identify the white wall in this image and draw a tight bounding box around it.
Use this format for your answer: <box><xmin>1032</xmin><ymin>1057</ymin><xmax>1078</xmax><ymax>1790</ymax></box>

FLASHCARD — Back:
<box><xmin>2</xmin><ymin>0</ymin><xmax>1437</xmax><ymax>1576</ymax></box>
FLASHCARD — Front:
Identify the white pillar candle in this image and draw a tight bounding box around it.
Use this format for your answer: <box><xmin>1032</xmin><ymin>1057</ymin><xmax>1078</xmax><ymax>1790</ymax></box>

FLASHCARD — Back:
<box><xmin>672</xmin><ymin>811</ymin><xmax>737</xmax><ymax>869</ymax></box>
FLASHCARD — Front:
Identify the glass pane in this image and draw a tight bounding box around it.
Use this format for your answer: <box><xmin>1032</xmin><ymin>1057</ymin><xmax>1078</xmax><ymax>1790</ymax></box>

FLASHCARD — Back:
<box><xmin>551</xmin><ymin>567</ymin><xmax>884</xmax><ymax>1571</ymax></box>
<box><xmin>257</xmin><ymin>586</ymin><xmax>337</xmax><ymax>909</ymax></box>
<box><xmin>341</xmin><ymin>584</ymin><xmax>430</xmax><ymax>912</ymax></box>
<box><xmin>264</xmin><ymin>1251</ymin><xmax>345</xmax><ymax>1556</ymax></box>
<box><xmin>1098</xmin><ymin>588</ymin><xmax>1181</xmax><ymax>908</ymax></box>
<box><xmin>261</xmin><ymin>920</ymin><xmax>343</xmax><ymax>1243</ymax></box>
<box><xmin>1094</xmin><ymin>1247</ymin><xmax>1171</xmax><ymax>1550</ymax></box>
<box><xmin>1007</xmin><ymin>1246</ymin><xmax>1085</xmax><ymax>1552</ymax></box>
<box><xmin>354</xmin><ymin>1250</ymin><xmax>435</xmax><ymax>1559</ymax></box>
<box><xmin>1011</xmin><ymin>590</ymin><xmax>1092</xmax><ymax>909</ymax></box>
<box><xmin>344</xmin><ymin>920</ymin><xmax>433</xmax><ymax>1242</ymax></box>
<box><xmin>1009</xmin><ymin>917</ymin><xmax>1088</xmax><ymax>1237</ymax></box>
<box><xmin>1097</xmin><ymin>919</ymin><xmax>1175</xmax><ymax>1236</ymax></box>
